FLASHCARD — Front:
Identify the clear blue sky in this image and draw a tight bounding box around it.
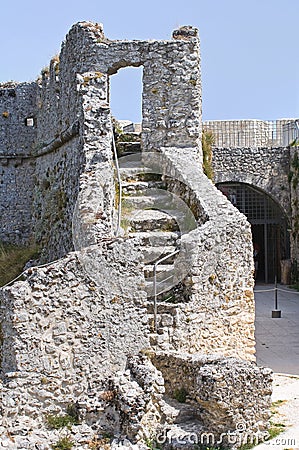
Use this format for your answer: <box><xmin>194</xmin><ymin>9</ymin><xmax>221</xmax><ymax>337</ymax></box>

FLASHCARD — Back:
<box><xmin>0</xmin><ymin>0</ymin><xmax>298</xmax><ymax>122</ymax></box>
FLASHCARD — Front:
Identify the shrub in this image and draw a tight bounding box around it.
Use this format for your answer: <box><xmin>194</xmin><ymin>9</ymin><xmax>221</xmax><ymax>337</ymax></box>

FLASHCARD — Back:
<box><xmin>51</xmin><ymin>437</ymin><xmax>74</xmax><ymax>450</ymax></box>
<box><xmin>173</xmin><ymin>387</ymin><xmax>188</xmax><ymax>403</ymax></box>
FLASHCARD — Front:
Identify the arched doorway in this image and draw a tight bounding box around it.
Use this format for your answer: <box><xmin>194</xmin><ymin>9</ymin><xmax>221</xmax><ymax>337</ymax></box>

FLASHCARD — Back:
<box><xmin>217</xmin><ymin>182</ymin><xmax>290</xmax><ymax>283</ymax></box>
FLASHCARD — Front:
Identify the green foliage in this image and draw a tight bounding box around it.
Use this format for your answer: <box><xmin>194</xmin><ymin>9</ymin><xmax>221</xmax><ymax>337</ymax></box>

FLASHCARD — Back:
<box><xmin>173</xmin><ymin>387</ymin><xmax>188</xmax><ymax>403</ymax></box>
<box><xmin>51</xmin><ymin>437</ymin><xmax>74</xmax><ymax>450</ymax></box>
<box><xmin>267</xmin><ymin>422</ymin><xmax>286</xmax><ymax>440</ymax></box>
<box><xmin>46</xmin><ymin>414</ymin><xmax>74</xmax><ymax>429</ymax></box>
<box><xmin>271</xmin><ymin>399</ymin><xmax>286</xmax><ymax>408</ymax></box>
<box><xmin>290</xmin><ymin>138</ymin><xmax>299</xmax><ymax>147</ymax></box>
<box><xmin>292</xmin><ymin>151</ymin><xmax>299</xmax><ymax>169</ymax></box>
<box><xmin>66</xmin><ymin>403</ymin><xmax>80</xmax><ymax>423</ymax></box>
<box><xmin>202</xmin><ymin>130</ymin><xmax>215</xmax><ymax>181</ymax></box>
<box><xmin>46</xmin><ymin>405</ymin><xmax>80</xmax><ymax>430</ymax></box>
<box><xmin>145</xmin><ymin>438</ymin><xmax>162</xmax><ymax>450</ymax></box>
<box><xmin>0</xmin><ymin>242</ymin><xmax>39</xmax><ymax>287</ymax></box>
<box><xmin>290</xmin><ymin>150</ymin><xmax>299</xmax><ymax>189</ymax></box>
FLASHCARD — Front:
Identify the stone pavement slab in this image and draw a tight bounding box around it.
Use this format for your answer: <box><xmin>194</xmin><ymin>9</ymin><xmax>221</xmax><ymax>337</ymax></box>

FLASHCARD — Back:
<box><xmin>254</xmin><ymin>286</ymin><xmax>299</xmax><ymax>449</ymax></box>
<box><xmin>255</xmin><ymin>284</ymin><xmax>299</xmax><ymax>375</ymax></box>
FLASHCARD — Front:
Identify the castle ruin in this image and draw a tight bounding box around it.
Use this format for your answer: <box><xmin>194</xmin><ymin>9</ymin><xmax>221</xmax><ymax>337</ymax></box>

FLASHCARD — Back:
<box><xmin>0</xmin><ymin>22</ymin><xmax>274</xmax><ymax>449</ymax></box>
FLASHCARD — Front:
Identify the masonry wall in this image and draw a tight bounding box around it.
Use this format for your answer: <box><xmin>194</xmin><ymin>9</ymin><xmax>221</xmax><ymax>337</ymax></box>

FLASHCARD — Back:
<box><xmin>32</xmin><ymin>64</ymin><xmax>83</xmax><ymax>261</ymax></box>
<box><xmin>0</xmin><ymin>82</ymin><xmax>38</xmax><ymax>155</ymax></box>
<box><xmin>153</xmin><ymin>351</ymin><xmax>272</xmax><ymax>444</ymax></box>
<box><xmin>60</xmin><ymin>22</ymin><xmax>202</xmax><ymax>155</ymax></box>
<box><xmin>146</xmin><ymin>148</ymin><xmax>256</xmax><ymax>361</ymax></box>
<box><xmin>213</xmin><ymin>146</ymin><xmax>291</xmax><ymax>218</ymax></box>
<box><xmin>0</xmin><ymin>158</ymin><xmax>35</xmax><ymax>245</ymax></box>
<box><xmin>0</xmin><ymin>239</ymin><xmax>148</xmax><ymax>443</ymax></box>
<box><xmin>289</xmin><ymin>146</ymin><xmax>299</xmax><ymax>265</ymax></box>
<box><xmin>0</xmin><ymin>83</ymin><xmax>39</xmax><ymax>245</ymax></box>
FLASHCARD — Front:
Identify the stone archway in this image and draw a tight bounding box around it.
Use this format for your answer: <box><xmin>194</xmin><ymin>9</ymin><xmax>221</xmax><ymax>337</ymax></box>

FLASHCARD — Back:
<box><xmin>217</xmin><ymin>182</ymin><xmax>291</xmax><ymax>283</ymax></box>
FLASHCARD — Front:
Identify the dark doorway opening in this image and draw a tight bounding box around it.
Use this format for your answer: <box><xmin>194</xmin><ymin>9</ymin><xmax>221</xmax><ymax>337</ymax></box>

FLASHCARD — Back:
<box><xmin>217</xmin><ymin>182</ymin><xmax>290</xmax><ymax>283</ymax></box>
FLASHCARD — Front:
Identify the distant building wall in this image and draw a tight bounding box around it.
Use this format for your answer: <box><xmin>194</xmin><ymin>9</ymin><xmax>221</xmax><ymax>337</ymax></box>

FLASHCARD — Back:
<box><xmin>204</xmin><ymin>119</ymin><xmax>299</xmax><ymax>148</ymax></box>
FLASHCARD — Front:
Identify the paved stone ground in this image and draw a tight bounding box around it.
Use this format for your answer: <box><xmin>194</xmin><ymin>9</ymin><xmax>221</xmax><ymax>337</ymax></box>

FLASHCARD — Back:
<box><xmin>254</xmin><ymin>284</ymin><xmax>299</xmax><ymax>449</ymax></box>
<box><xmin>255</xmin><ymin>283</ymin><xmax>299</xmax><ymax>375</ymax></box>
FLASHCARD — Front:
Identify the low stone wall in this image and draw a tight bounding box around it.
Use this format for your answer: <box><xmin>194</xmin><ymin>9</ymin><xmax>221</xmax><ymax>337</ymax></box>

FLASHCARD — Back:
<box><xmin>107</xmin><ymin>354</ymin><xmax>165</xmax><ymax>443</ymax></box>
<box><xmin>153</xmin><ymin>351</ymin><xmax>273</xmax><ymax>446</ymax></box>
<box><xmin>0</xmin><ymin>239</ymin><xmax>148</xmax><ymax>419</ymax></box>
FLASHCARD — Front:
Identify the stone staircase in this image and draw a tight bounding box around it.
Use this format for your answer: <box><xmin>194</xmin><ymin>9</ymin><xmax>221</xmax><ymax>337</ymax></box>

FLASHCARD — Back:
<box><xmin>119</xmin><ymin>154</ymin><xmax>182</xmax><ymax>303</ymax></box>
<box><xmin>117</xmin><ymin>138</ymin><xmax>197</xmax><ymax>345</ymax></box>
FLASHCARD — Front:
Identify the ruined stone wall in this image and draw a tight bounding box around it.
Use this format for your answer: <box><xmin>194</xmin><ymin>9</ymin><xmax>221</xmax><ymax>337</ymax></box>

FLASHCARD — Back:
<box><xmin>142</xmin><ymin>27</ymin><xmax>201</xmax><ymax>154</ymax></box>
<box><xmin>60</xmin><ymin>22</ymin><xmax>201</xmax><ymax>155</ymax></box>
<box><xmin>0</xmin><ymin>82</ymin><xmax>38</xmax><ymax>155</ymax></box>
<box><xmin>289</xmin><ymin>146</ymin><xmax>299</xmax><ymax>265</ymax></box>
<box><xmin>0</xmin><ymin>22</ymin><xmax>273</xmax><ymax>448</ymax></box>
<box><xmin>153</xmin><ymin>351</ymin><xmax>272</xmax><ymax>445</ymax></box>
<box><xmin>0</xmin><ymin>239</ymin><xmax>148</xmax><ymax>435</ymax></box>
<box><xmin>213</xmin><ymin>146</ymin><xmax>291</xmax><ymax>218</ymax></box>
<box><xmin>148</xmin><ymin>148</ymin><xmax>256</xmax><ymax>361</ymax></box>
<box><xmin>33</xmin><ymin>26</ymin><xmax>117</xmax><ymax>262</ymax></box>
<box><xmin>0</xmin><ymin>82</ymin><xmax>38</xmax><ymax>244</ymax></box>
<box><xmin>0</xmin><ymin>158</ymin><xmax>35</xmax><ymax>245</ymax></box>
<box><xmin>0</xmin><ymin>21</ymin><xmax>201</xmax><ymax>256</ymax></box>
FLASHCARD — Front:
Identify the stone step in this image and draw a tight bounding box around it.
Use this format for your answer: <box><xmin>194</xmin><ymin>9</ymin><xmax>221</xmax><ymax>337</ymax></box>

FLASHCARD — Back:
<box><xmin>143</xmin><ymin>245</ymin><xmax>177</xmax><ymax>264</ymax></box>
<box><xmin>123</xmin><ymin>194</ymin><xmax>174</xmax><ymax>210</ymax></box>
<box><xmin>144</xmin><ymin>278</ymin><xmax>176</xmax><ymax>298</ymax></box>
<box><xmin>145</xmin><ymin>280</ymin><xmax>187</xmax><ymax>301</ymax></box>
<box><xmin>156</xmin><ymin>397</ymin><xmax>205</xmax><ymax>449</ymax></box>
<box><xmin>117</xmin><ymin>141</ymin><xmax>141</xmax><ymax>152</ymax></box>
<box><xmin>119</xmin><ymin>159</ymin><xmax>163</xmax><ymax>182</ymax></box>
<box><xmin>125</xmin><ymin>209</ymin><xmax>179</xmax><ymax>232</ymax></box>
<box><xmin>122</xmin><ymin>180</ymin><xmax>166</xmax><ymax>195</ymax></box>
<box><xmin>146</xmin><ymin>301</ymin><xmax>179</xmax><ymax>315</ymax></box>
<box><xmin>129</xmin><ymin>231</ymin><xmax>180</xmax><ymax>247</ymax></box>
<box><xmin>144</xmin><ymin>264</ymin><xmax>174</xmax><ymax>279</ymax></box>
<box><xmin>161</xmin><ymin>396</ymin><xmax>202</xmax><ymax>424</ymax></box>
<box><xmin>158</xmin><ymin>421</ymin><xmax>206</xmax><ymax>449</ymax></box>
